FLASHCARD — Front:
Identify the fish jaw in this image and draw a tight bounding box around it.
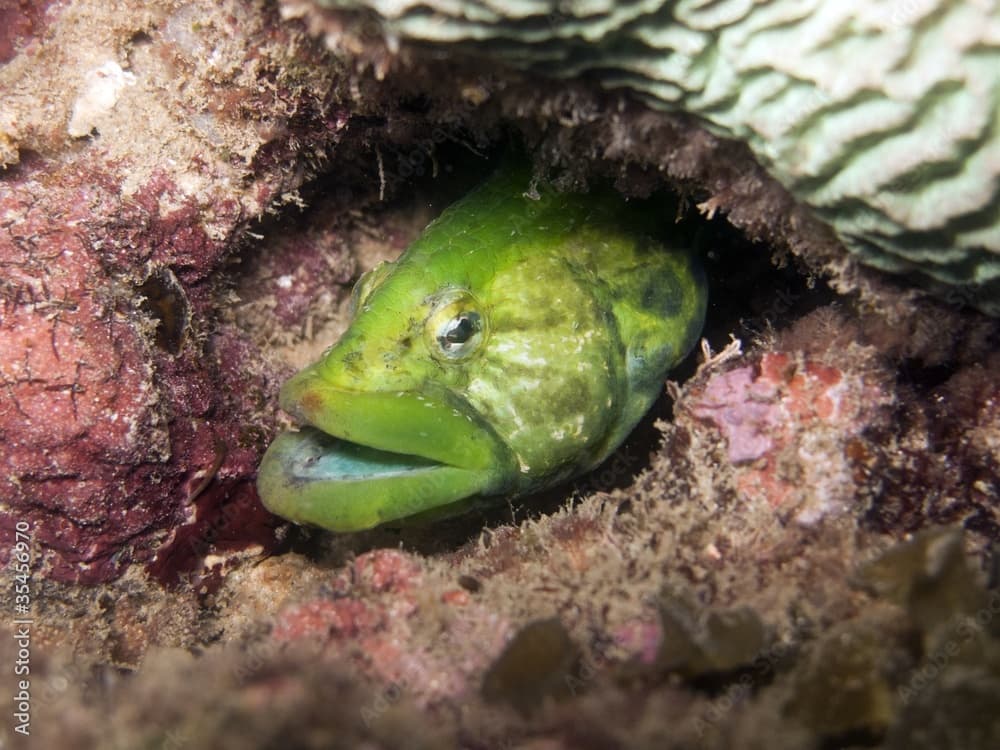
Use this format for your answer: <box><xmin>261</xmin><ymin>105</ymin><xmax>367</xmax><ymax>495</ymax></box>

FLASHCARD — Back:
<box><xmin>257</xmin><ymin>428</ymin><xmax>496</xmax><ymax>531</ymax></box>
<box><xmin>256</xmin><ymin>363</ymin><xmax>514</xmax><ymax>531</ymax></box>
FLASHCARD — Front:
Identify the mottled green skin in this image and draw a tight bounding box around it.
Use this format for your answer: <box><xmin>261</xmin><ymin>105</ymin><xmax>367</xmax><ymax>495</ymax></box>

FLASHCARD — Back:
<box><xmin>257</xmin><ymin>163</ymin><xmax>706</xmax><ymax>531</ymax></box>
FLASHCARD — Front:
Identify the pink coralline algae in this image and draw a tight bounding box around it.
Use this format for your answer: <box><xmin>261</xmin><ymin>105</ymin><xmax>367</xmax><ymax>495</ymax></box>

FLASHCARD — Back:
<box><xmin>685</xmin><ymin>351</ymin><xmax>892</xmax><ymax>524</ymax></box>
<box><xmin>270</xmin><ymin>550</ymin><xmax>511</xmax><ymax>707</ymax></box>
<box><xmin>612</xmin><ymin>619</ymin><xmax>663</xmax><ymax>666</ymax></box>
<box><xmin>0</xmin><ymin>165</ymin><xmax>284</xmax><ymax>584</ymax></box>
<box><xmin>271</xmin><ymin>550</ymin><xmax>424</xmax><ymax>645</ymax></box>
<box><xmin>273</xmin><ymin>598</ymin><xmax>383</xmax><ymax>642</ymax></box>
<box><xmin>0</xmin><ymin>0</ymin><xmax>56</xmax><ymax>64</ymax></box>
<box><xmin>263</xmin><ymin>217</ymin><xmax>356</xmax><ymax>329</ymax></box>
<box><xmin>0</xmin><ymin>0</ymin><xmax>350</xmax><ymax>584</ymax></box>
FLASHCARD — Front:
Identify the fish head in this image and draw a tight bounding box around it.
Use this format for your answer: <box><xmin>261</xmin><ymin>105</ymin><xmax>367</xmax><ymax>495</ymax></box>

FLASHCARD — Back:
<box><xmin>259</xmin><ymin>241</ymin><xmax>524</xmax><ymax>529</ymax></box>
<box><xmin>257</xmin><ymin>162</ymin><xmax>705</xmax><ymax>532</ymax></box>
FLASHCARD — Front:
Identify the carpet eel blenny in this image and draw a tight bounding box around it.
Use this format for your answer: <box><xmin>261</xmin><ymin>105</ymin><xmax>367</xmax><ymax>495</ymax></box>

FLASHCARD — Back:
<box><xmin>257</xmin><ymin>162</ymin><xmax>707</xmax><ymax>531</ymax></box>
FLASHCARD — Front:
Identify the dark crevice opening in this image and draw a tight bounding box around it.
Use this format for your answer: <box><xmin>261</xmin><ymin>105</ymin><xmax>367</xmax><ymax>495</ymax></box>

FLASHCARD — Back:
<box><xmin>245</xmin><ymin>132</ymin><xmax>832</xmax><ymax>561</ymax></box>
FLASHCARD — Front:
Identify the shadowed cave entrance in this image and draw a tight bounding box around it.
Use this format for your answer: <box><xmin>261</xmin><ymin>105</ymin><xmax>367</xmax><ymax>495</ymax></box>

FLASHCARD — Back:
<box><xmin>232</xmin><ymin>132</ymin><xmax>834</xmax><ymax>560</ymax></box>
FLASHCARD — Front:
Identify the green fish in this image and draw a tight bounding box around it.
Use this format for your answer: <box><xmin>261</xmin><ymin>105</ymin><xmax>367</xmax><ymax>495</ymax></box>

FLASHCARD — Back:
<box><xmin>257</xmin><ymin>162</ymin><xmax>707</xmax><ymax>531</ymax></box>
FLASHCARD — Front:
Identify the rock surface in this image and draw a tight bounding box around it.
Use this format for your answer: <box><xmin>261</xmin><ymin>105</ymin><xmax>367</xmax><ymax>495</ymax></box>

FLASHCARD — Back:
<box><xmin>0</xmin><ymin>0</ymin><xmax>345</xmax><ymax>582</ymax></box>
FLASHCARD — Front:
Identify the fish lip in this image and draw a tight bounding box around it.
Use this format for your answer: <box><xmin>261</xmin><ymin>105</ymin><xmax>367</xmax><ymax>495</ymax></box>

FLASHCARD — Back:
<box><xmin>257</xmin><ymin>427</ymin><xmax>498</xmax><ymax>531</ymax></box>
<box><xmin>277</xmin><ymin>364</ymin><xmax>512</xmax><ymax>475</ymax></box>
<box><xmin>258</xmin><ymin>365</ymin><xmax>514</xmax><ymax>531</ymax></box>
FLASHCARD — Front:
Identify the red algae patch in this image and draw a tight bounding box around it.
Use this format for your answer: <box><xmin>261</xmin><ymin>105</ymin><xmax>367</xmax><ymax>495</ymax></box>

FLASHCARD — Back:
<box><xmin>686</xmin><ymin>349</ymin><xmax>893</xmax><ymax>524</ymax></box>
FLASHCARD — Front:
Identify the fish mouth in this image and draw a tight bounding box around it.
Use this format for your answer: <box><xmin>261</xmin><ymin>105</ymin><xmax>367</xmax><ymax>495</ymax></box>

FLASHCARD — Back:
<box><xmin>256</xmin><ymin>366</ymin><xmax>512</xmax><ymax>531</ymax></box>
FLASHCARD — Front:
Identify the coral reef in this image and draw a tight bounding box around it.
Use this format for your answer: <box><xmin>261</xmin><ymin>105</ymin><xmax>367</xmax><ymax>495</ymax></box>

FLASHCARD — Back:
<box><xmin>0</xmin><ymin>0</ymin><xmax>998</xmax><ymax>748</ymax></box>
<box><xmin>0</xmin><ymin>0</ymin><xmax>346</xmax><ymax>583</ymax></box>
<box><xmin>306</xmin><ymin>0</ymin><xmax>1000</xmax><ymax>315</ymax></box>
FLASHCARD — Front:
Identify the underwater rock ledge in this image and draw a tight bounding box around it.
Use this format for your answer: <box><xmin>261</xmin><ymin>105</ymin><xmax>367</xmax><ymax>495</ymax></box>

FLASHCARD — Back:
<box><xmin>298</xmin><ymin>0</ymin><xmax>1000</xmax><ymax>316</ymax></box>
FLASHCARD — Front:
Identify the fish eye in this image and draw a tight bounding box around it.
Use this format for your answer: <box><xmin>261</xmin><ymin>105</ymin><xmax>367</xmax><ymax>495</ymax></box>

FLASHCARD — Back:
<box><xmin>426</xmin><ymin>290</ymin><xmax>488</xmax><ymax>362</ymax></box>
<box><xmin>439</xmin><ymin>311</ymin><xmax>481</xmax><ymax>348</ymax></box>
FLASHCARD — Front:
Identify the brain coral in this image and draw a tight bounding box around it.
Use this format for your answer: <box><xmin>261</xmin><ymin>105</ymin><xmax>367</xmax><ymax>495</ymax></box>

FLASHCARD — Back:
<box><xmin>314</xmin><ymin>0</ymin><xmax>1000</xmax><ymax>315</ymax></box>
